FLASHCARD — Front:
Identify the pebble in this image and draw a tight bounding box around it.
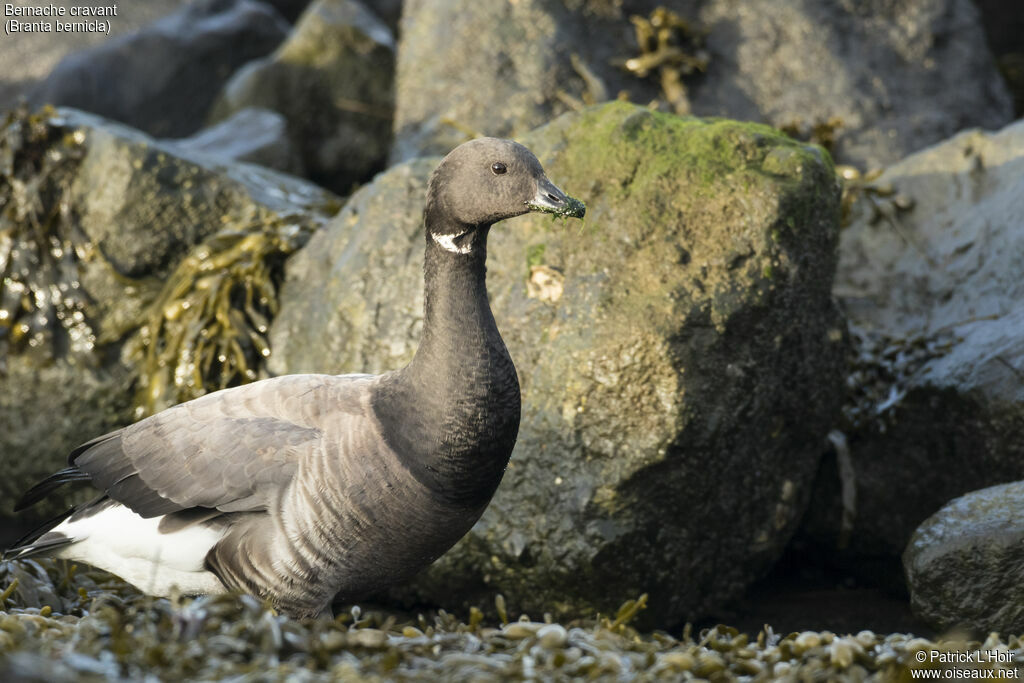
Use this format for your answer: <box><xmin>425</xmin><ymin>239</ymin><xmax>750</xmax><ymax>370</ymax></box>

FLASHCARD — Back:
<box><xmin>320</xmin><ymin>631</ymin><xmax>347</xmax><ymax>652</ymax></box>
<box><xmin>830</xmin><ymin>637</ymin><xmax>861</xmax><ymax>668</ymax></box>
<box><xmin>350</xmin><ymin>628</ymin><xmax>388</xmax><ymax>649</ymax></box>
<box><xmin>537</xmin><ymin>624</ymin><xmax>567</xmax><ymax>649</ymax></box>
<box><xmin>501</xmin><ymin>622</ymin><xmax>541</xmax><ymax>640</ymax></box>
<box><xmin>658</xmin><ymin>651</ymin><xmax>695</xmax><ymax>671</ymax></box>
<box><xmin>793</xmin><ymin>631</ymin><xmax>822</xmax><ymax>653</ymax></box>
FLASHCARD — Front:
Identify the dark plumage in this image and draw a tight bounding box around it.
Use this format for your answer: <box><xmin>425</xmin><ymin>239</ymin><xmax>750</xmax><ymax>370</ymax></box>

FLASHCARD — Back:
<box><xmin>6</xmin><ymin>138</ymin><xmax>585</xmax><ymax>618</ymax></box>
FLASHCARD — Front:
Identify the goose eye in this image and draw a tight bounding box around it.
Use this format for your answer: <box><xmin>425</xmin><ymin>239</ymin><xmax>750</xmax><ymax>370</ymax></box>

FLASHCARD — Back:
<box><xmin>491</xmin><ymin>162</ymin><xmax>507</xmax><ymax>175</ymax></box>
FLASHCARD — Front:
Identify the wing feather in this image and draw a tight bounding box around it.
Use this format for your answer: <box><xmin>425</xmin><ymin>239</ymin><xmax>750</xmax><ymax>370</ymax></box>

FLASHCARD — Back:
<box><xmin>64</xmin><ymin>374</ymin><xmax>375</xmax><ymax>518</ymax></box>
<box><xmin>14</xmin><ymin>467</ymin><xmax>93</xmax><ymax>511</ymax></box>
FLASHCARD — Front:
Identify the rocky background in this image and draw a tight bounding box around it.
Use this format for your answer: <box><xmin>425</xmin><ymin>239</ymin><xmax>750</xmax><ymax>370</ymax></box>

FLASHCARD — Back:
<box><xmin>1</xmin><ymin>0</ymin><xmax>1023</xmax><ymax>678</ymax></box>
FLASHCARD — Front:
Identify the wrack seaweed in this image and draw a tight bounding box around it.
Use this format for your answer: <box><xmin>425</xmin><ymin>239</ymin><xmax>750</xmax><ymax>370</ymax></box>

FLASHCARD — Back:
<box><xmin>128</xmin><ymin>211</ymin><xmax>312</xmax><ymax>418</ymax></box>
<box><xmin>0</xmin><ymin>106</ymin><xmax>94</xmax><ymax>368</ymax></box>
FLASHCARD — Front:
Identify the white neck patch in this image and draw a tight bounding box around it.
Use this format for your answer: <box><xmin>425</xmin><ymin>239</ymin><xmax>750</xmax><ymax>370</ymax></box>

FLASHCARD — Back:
<box><xmin>432</xmin><ymin>231</ymin><xmax>474</xmax><ymax>254</ymax></box>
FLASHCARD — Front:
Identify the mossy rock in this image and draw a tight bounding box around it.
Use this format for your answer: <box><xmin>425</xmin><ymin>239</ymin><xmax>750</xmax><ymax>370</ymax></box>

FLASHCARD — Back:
<box><xmin>270</xmin><ymin>101</ymin><xmax>846</xmax><ymax>626</ymax></box>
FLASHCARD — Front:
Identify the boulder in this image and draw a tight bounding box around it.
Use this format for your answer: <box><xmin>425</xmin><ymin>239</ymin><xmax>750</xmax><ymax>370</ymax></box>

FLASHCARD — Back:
<box><xmin>210</xmin><ymin>0</ymin><xmax>395</xmax><ymax>192</ymax></box>
<box><xmin>30</xmin><ymin>0</ymin><xmax>289</xmax><ymax>138</ymax></box>
<box><xmin>166</xmin><ymin>107</ymin><xmax>304</xmax><ymax>176</ymax></box>
<box><xmin>391</xmin><ymin>0</ymin><xmax>1012</xmax><ymax>170</ymax></box>
<box><xmin>0</xmin><ymin>107</ymin><xmax>337</xmax><ymax>536</ymax></box>
<box><xmin>390</xmin><ymin>0</ymin><xmax>660</xmax><ymax>162</ymax></box>
<box><xmin>0</xmin><ymin>0</ymin><xmax>181</xmax><ymax>107</ymax></box>
<box><xmin>269</xmin><ymin>101</ymin><xmax>847</xmax><ymax>625</ymax></box>
<box><xmin>904</xmin><ymin>481</ymin><xmax>1024</xmax><ymax>634</ymax></box>
<box><xmin>690</xmin><ymin>0</ymin><xmax>1013</xmax><ymax>169</ymax></box>
<box><xmin>799</xmin><ymin>119</ymin><xmax>1024</xmax><ymax>578</ymax></box>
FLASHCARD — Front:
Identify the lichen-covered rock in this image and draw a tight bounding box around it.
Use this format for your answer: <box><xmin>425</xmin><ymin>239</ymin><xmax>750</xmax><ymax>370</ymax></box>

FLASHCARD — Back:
<box><xmin>799</xmin><ymin>119</ymin><xmax>1024</xmax><ymax>576</ymax></box>
<box><xmin>904</xmin><ymin>481</ymin><xmax>1024</xmax><ymax>634</ymax></box>
<box><xmin>166</xmin><ymin>107</ymin><xmax>304</xmax><ymax>176</ymax></box>
<box><xmin>29</xmin><ymin>0</ymin><xmax>289</xmax><ymax>138</ymax></box>
<box><xmin>269</xmin><ymin>101</ymin><xmax>846</xmax><ymax>624</ymax></box>
<box><xmin>0</xmin><ymin>108</ymin><xmax>337</xmax><ymax>536</ymax></box>
<box><xmin>210</xmin><ymin>0</ymin><xmax>395</xmax><ymax>192</ymax></box>
<box><xmin>391</xmin><ymin>0</ymin><xmax>1012</xmax><ymax>170</ymax></box>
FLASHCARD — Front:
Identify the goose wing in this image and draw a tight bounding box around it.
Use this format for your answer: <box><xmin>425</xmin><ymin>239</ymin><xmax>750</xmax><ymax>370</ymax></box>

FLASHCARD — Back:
<box><xmin>17</xmin><ymin>373</ymin><xmax>375</xmax><ymax>517</ymax></box>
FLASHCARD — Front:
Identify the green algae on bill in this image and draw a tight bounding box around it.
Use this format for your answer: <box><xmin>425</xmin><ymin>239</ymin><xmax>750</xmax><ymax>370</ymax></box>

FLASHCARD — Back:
<box><xmin>528</xmin><ymin>194</ymin><xmax>586</xmax><ymax>219</ymax></box>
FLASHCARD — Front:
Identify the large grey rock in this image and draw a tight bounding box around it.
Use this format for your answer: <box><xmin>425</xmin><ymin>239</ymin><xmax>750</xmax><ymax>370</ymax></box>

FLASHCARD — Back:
<box><xmin>65</xmin><ymin>110</ymin><xmax>333</xmax><ymax>280</ymax></box>
<box><xmin>0</xmin><ymin>0</ymin><xmax>180</xmax><ymax>108</ymax></box>
<box><xmin>29</xmin><ymin>0</ymin><xmax>289</xmax><ymax>138</ymax></box>
<box><xmin>270</xmin><ymin>102</ymin><xmax>847</xmax><ymax>625</ymax></box>
<box><xmin>166</xmin><ymin>107</ymin><xmax>304</xmax><ymax>176</ymax></box>
<box><xmin>904</xmin><ymin>481</ymin><xmax>1024</xmax><ymax>634</ymax></box>
<box><xmin>0</xmin><ymin>107</ymin><xmax>337</xmax><ymax>536</ymax></box>
<box><xmin>210</xmin><ymin>0</ymin><xmax>394</xmax><ymax>192</ymax></box>
<box><xmin>390</xmin><ymin>0</ymin><xmax>657</xmax><ymax>162</ymax></box>
<box><xmin>800</xmin><ymin>119</ymin><xmax>1024</xmax><ymax>574</ymax></box>
<box><xmin>392</xmin><ymin>0</ymin><xmax>1012</xmax><ymax>170</ymax></box>
<box><xmin>690</xmin><ymin>0</ymin><xmax>1013</xmax><ymax>168</ymax></box>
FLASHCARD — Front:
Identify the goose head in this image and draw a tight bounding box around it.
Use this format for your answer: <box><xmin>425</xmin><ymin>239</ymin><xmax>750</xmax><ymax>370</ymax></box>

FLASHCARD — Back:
<box><xmin>426</xmin><ymin>138</ymin><xmax>585</xmax><ymax>254</ymax></box>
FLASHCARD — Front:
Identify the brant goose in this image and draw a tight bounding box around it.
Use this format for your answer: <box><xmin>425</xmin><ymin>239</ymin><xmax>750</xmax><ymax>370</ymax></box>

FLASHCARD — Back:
<box><xmin>7</xmin><ymin>138</ymin><xmax>585</xmax><ymax>618</ymax></box>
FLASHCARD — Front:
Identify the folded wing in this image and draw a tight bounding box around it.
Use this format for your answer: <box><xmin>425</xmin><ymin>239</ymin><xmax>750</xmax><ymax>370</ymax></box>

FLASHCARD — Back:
<box><xmin>19</xmin><ymin>374</ymin><xmax>374</xmax><ymax>518</ymax></box>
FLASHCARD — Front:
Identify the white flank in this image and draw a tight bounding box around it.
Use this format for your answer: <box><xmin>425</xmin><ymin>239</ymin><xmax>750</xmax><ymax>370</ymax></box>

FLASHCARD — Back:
<box><xmin>51</xmin><ymin>504</ymin><xmax>228</xmax><ymax>596</ymax></box>
<box><xmin>432</xmin><ymin>231</ymin><xmax>473</xmax><ymax>254</ymax></box>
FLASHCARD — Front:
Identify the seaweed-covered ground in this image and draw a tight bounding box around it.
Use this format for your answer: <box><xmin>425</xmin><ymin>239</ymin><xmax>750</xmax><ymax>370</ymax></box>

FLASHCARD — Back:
<box><xmin>0</xmin><ymin>560</ymin><xmax>1020</xmax><ymax>681</ymax></box>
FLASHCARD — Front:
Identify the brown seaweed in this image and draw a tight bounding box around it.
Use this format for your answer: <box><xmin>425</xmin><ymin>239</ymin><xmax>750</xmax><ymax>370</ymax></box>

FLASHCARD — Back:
<box><xmin>0</xmin><ymin>106</ymin><xmax>94</xmax><ymax>369</ymax></box>
<box><xmin>617</xmin><ymin>7</ymin><xmax>709</xmax><ymax>115</ymax></box>
<box><xmin>836</xmin><ymin>165</ymin><xmax>915</xmax><ymax>230</ymax></box>
<box><xmin>780</xmin><ymin>116</ymin><xmax>844</xmax><ymax>155</ymax></box>
<box><xmin>128</xmin><ymin>210</ymin><xmax>313</xmax><ymax>418</ymax></box>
